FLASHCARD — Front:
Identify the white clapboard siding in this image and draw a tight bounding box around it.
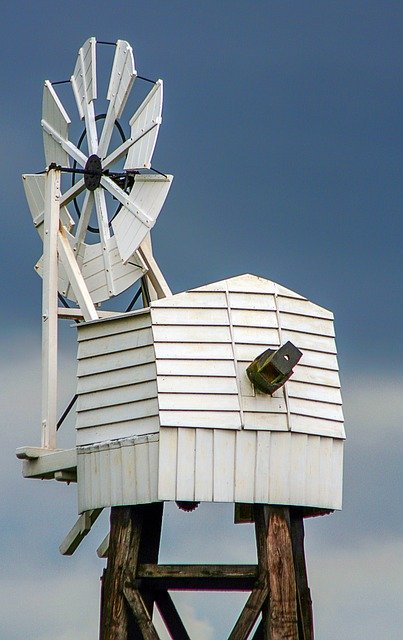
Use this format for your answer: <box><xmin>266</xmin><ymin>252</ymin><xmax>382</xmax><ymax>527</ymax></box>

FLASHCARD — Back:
<box><xmin>77</xmin><ymin>362</ymin><xmax>156</xmax><ymax>394</ymax></box>
<box><xmin>158</xmin><ymin>427</ymin><xmax>343</xmax><ymax>510</ymax></box>
<box><xmin>76</xmin><ymin>416</ymin><xmax>160</xmax><ymax>446</ymax></box>
<box><xmin>77</xmin><ymin>345</ymin><xmax>155</xmax><ymax>377</ymax></box>
<box><xmin>76</xmin><ymin>312</ymin><xmax>160</xmax><ymax>446</ymax></box>
<box><xmin>149</xmin><ymin>273</ymin><xmax>344</xmax><ymax>440</ymax></box>
<box><xmin>77</xmin><ymin>434</ymin><xmax>159</xmax><ymax>512</ymax></box>
<box><xmin>155</xmin><ymin>359</ymin><xmax>237</xmax><ymax>377</ymax></box>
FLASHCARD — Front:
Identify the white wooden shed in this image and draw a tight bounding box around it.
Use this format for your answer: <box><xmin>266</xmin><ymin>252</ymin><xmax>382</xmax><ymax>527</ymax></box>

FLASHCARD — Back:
<box><xmin>76</xmin><ymin>273</ymin><xmax>344</xmax><ymax>514</ymax></box>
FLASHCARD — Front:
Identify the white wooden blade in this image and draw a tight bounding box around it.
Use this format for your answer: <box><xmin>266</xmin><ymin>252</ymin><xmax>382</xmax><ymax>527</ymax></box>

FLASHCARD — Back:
<box><xmin>97</xmin><ymin>40</ymin><xmax>136</xmax><ymax>159</ymax></box>
<box><xmin>110</xmin><ymin>173</ymin><xmax>173</xmax><ymax>263</ymax></box>
<box><xmin>58</xmin><ymin>225</ymin><xmax>99</xmax><ymax>322</ymax></box>
<box><xmin>124</xmin><ymin>80</ymin><xmax>163</xmax><ymax>169</ymax></box>
<box><xmin>71</xmin><ymin>37</ymin><xmax>98</xmax><ymax>154</ymax></box>
<box><xmin>22</xmin><ymin>174</ymin><xmax>74</xmax><ymax>237</ymax></box>
<box><xmin>42</xmin><ymin>81</ymin><xmax>71</xmax><ymax>167</ymax></box>
<box><xmin>71</xmin><ymin>37</ymin><xmax>97</xmax><ymax>119</ymax></box>
<box><xmin>94</xmin><ymin>188</ymin><xmax>115</xmax><ymax>296</ymax></box>
<box><xmin>41</xmin><ymin>119</ymin><xmax>87</xmax><ymax>167</ymax></box>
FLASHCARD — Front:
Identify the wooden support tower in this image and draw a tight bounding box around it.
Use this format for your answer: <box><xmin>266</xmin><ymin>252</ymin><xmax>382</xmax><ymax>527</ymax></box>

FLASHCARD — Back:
<box><xmin>100</xmin><ymin>504</ymin><xmax>314</xmax><ymax>640</ymax></box>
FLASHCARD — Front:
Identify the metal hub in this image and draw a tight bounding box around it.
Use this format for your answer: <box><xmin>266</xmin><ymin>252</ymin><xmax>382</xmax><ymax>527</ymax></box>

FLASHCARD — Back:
<box><xmin>84</xmin><ymin>154</ymin><xmax>102</xmax><ymax>191</ymax></box>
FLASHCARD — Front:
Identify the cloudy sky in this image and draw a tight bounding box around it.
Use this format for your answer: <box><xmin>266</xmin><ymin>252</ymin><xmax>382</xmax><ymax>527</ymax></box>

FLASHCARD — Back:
<box><xmin>1</xmin><ymin>1</ymin><xmax>402</xmax><ymax>638</ymax></box>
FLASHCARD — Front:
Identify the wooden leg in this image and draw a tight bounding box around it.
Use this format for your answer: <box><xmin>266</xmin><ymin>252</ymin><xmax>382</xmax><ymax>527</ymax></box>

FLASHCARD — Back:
<box><xmin>290</xmin><ymin>510</ymin><xmax>314</xmax><ymax>640</ymax></box>
<box><xmin>267</xmin><ymin>507</ymin><xmax>299</xmax><ymax>640</ymax></box>
<box><xmin>254</xmin><ymin>506</ymin><xmax>270</xmax><ymax>639</ymax></box>
<box><xmin>100</xmin><ymin>504</ymin><xmax>162</xmax><ymax>640</ymax></box>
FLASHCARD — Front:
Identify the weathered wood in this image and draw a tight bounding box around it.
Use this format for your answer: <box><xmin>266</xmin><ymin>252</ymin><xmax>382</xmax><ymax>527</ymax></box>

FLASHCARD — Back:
<box><xmin>228</xmin><ymin>581</ymin><xmax>269</xmax><ymax>640</ymax></box>
<box><xmin>137</xmin><ymin>563</ymin><xmax>257</xmax><ymax>591</ymax></box>
<box><xmin>290</xmin><ymin>510</ymin><xmax>314</xmax><ymax>640</ymax></box>
<box><xmin>154</xmin><ymin>590</ymin><xmax>191</xmax><ymax>640</ymax></box>
<box><xmin>122</xmin><ymin>585</ymin><xmax>160</xmax><ymax>640</ymax></box>
<box><xmin>267</xmin><ymin>507</ymin><xmax>299</xmax><ymax>640</ymax></box>
<box><xmin>59</xmin><ymin>509</ymin><xmax>102</xmax><ymax>556</ymax></box>
<box><xmin>100</xmin><ymin>506</ymin><xmax>144</xmax><ymax>640</ymax></box>
<box><xmin>254</xmin><ymin>506</ymin><xmax>270</xmax><ymax>639</ymax></box>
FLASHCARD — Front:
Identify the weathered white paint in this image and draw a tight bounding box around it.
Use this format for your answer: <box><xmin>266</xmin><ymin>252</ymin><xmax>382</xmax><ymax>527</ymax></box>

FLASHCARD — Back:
<box><xmin>77</xmin><ymin>434</ymin><xmax>159</xmax><ymax>512</ymax></box>
<box><xmin>158</xmin><ymin>427</ymin><xmax>343</xmax><ymax>510</ymax></box>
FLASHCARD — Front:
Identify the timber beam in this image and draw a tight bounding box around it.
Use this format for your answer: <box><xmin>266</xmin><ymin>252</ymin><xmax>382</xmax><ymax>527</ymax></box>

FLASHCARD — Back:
<box><xmin>16</xmin><ymin>447</ymin><xmax>77</xmax><ymax>481</ymax></box>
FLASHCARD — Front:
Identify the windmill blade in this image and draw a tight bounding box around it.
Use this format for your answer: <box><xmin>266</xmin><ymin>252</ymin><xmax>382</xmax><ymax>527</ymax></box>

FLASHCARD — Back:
<box><xmin>102</xmin><ymin>80</ymin><xmax>163</xmax><ymax>170</ymax></box>
<box><xmin>73</xmin><ymin>190</ymin><xmax>95</xmax><ymax>247</ymax></box>
<box><xmin>71</xmin><ymin>37</ymin><xmax>98</xmax><ymax>155</ymax></box>
<box><xmin>97</xmin><ymin>40</ymin><xmax>137</xmax><ymax>159</ymax></box>
<box><xmin>107</xmin><ymin>173</ymin><xmax>173</xmax><ymax>263</ymax></box>
<box><xmin>22</xmin><ymin>174</ymin><xmax>74</xmax><ymax>237</ymax></box>
<box><xmin>124</xmin><ymin>79</ymin><xmax>163</xmax><ymax>169</ymax></box>
<box><xmin>94</xmin><ymin>188</ymin><xmax>115</xmax><ymax>296</ymax></box>
<box><xmin>42</xmin><ymin>81</ymin><xmax>71</xmax><ymax>167</ymax></box>
<box><xmin>41</xmin><ymin>119</ymin><xmax>87</xmax><ymax>167</ymax></box>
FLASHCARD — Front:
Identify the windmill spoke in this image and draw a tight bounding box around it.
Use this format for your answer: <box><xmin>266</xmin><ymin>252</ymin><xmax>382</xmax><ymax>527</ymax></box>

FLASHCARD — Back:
<box><xmin>74</xmin><ymin>190</ymin><xmax>94</xmax><ymax>246</ymax></box>
<box><xmin>60</xmin><ymin>178</ymin><xmax>85</xmax><ymax>207</ymax></box>
<box><xmin>41</xmin><ymin>120</ymin><xmax>87</xmax><ymax>167</ymax></box>
<box><xmin>100</xmin><ymin>176</ymin><xmax>153</xmax><ymax>228</ymax></box>
<box><xmin>94</xmin><ymin>188</ymin><xmax>115</xmax><ymax>296</ymax></box>
<box><xmin>98</xmin><ymin>40</ymin><xmax>136</xmax><ymax>159</ymax></box>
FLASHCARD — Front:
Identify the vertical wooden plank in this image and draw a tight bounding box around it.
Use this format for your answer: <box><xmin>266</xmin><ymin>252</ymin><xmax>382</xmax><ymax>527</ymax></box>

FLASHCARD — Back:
<box><xmin>289</xmin><ymin>434</ymin><xmax>308</xmax><ymax>507</ymax></box>
<box><xmin>254</xmin><ymin>431</ymin><xmax>271</xmax><ymax>504</ymax></box>
<box><xmin>158</xmin><ymin>428</ymin><xmax>178</xmax><ymax>500</ymax></box>
<box><xmin>121</xmin><ymin>443</ymin><xmax>137</xmax><ymax>505</ymax></box>
<box><xmin>148</xmin><ymin>440</ymin><xmax>159</xmax><ymax>502</ymax></box>
<box><xmin>134</xmin><ymin>443</ymin><xmax>151</xmax><ymax>504</ymax></box>
<box><xmin>194</xmin><ymin>429</ymin><xmax>214</xmax><ymax>501</ymax></box>
<box><xmin>304</xmin><ymin>436</ymin><xmax>321</xmax><ymax>507</ymax></box>
<box><xmin>213</xmin><ymin>430</ymin><xmax>235</xmax><ymax>502</ymax></box>
<box><xmin>268</xmin><ymin>433</ymin><xmax>291</xmax><ymax>505</ymax></box>
<box><xmin>234</xmin><ymin>431</ymin><xmax>256</xmax><ymax>503</ymax></box>
<box><xmin>99</xmin><ymin>446</ymin><xmax>112</xmax><ymax>508</ymax></box>
<box><xmin>176</xmin><ymin>428</ymin><xmax>196</xmax><ymax>501</ymax></box>
<box><xmin>331</xmin><ymin>439</ymin><xmax>344</xmax><ymax>510</ymax></box>
<box><xmin>41</xmin><ymin>167</ymin><xmax>60</xmax><ymax>449</ymax></box>
<box><xmin>318</xmin><ymin>436</ymin><xmax>333</xmax><ymax>508</ymax></box>
<box><xmin>109</xmin><ymin>444</ymin><xmax>123</xmax><ymax>506</ymax></box>
<box><xmin>90</xmin><ymin>449</ymin><xmax>101</xmax><ymax>509</ymax></box>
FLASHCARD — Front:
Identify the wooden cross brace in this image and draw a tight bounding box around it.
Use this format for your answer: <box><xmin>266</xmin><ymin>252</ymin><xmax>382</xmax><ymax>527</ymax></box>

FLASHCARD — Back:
<box><xmin>99</xmin><ymin>504</ymin><xmax>314</xmax><ymax>640</ymax></box>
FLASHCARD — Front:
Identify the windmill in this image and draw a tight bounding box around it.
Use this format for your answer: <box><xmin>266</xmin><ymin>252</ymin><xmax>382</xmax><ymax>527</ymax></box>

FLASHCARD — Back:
<box><xmin>17</xmin><ymin>37</ymin><xmax>345</xmax><ymax>640</ymax></box>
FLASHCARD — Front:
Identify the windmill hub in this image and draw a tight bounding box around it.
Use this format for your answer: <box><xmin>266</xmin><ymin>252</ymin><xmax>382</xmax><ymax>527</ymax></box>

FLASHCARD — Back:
<box><xmin>84</xmin><ymin>154</ymin><xmax>102</xmax><ymax>191</ymax></box>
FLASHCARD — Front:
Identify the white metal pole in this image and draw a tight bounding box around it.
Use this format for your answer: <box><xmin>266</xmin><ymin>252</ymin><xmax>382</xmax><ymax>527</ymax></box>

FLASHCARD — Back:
<box><xmin>41</xmin><ymin>167</ymin><xmax>60</xmax><ymax>449</ymax></box>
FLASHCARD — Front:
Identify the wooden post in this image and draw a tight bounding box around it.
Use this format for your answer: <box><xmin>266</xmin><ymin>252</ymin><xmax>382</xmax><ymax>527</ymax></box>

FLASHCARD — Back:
<box><xmin>100</xmin><ymin>503</ymin><xmax>163</xmax><ymax>640</ymax></box>
<box><xmin>41</xmin><ymin>167</ymin><xmax>60</xmax><ymax>449</ymax></box>
<box><xmin>100</xmin><ymin>504</ymin><xmax>314</xmax><ymax>639</ymax></box>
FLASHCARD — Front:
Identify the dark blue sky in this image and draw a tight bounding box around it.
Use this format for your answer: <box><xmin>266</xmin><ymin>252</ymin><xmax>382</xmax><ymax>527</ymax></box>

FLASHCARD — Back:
<box><xmin>1</xmin><ymin>1</ymin><xmax>401</xmax><ymax>372</ymax></box>
<box><xmin>1</xmin><ymin>3</ymin><xmax>402</xmax><ymax>638</ymax></box>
